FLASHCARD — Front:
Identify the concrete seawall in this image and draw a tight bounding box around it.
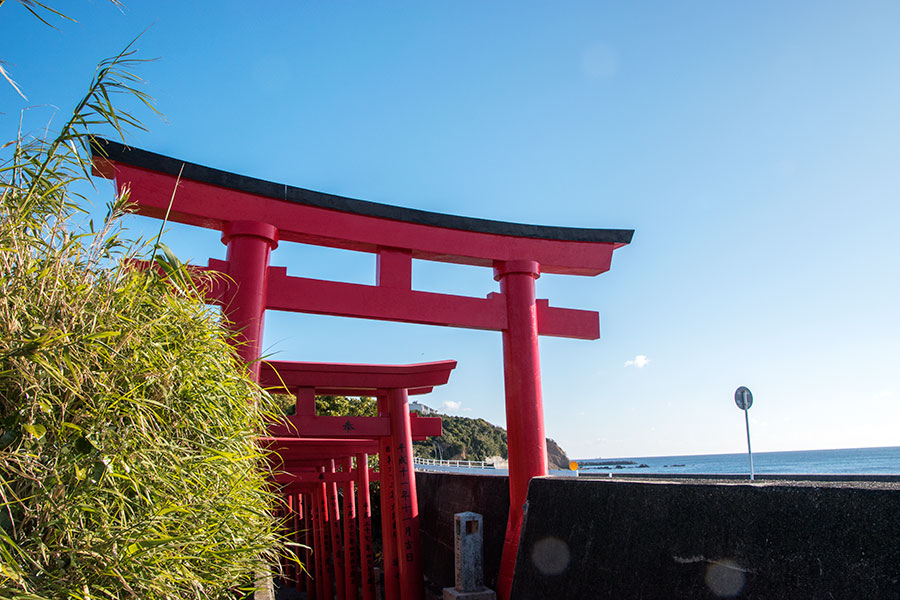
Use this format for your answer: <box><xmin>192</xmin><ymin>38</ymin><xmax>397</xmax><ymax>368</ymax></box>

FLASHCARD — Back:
<box><xmin>416</xmin><ymin>472</ymin><xmax>900</xmax><ymax>599</ymax></box>
<box><xmin>416</xmin><ymin>471</ymin><xmax>510</xmax><ymax>591</ymax></box>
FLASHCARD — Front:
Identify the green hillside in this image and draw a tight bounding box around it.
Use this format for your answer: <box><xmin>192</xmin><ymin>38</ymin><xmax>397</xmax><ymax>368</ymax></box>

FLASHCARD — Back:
<box><xmin>277</xmin><ymin>396</ymin><xmax>571</xmax><ymax>469</ymax></box>
<box><xmin>413</xmin><ymin>413</ymin><xmax>508</xmax><ymax>462</ymax></box>
<box><xmin>412</xmin><ymin>412</ymin><xmax>571</xmax><ymax>470</ymax></box>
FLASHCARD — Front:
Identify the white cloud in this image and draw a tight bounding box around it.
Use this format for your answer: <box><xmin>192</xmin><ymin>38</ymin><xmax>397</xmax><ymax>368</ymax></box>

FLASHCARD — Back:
<box><xmin>442</xmin><ymin>400</ymin><xmax>462</xmax><ymax>411</ymax></box>
<box><xmin>624</xmin><ymin>355</ymin><xmax>649</xmax><ymax>368</ymax></box>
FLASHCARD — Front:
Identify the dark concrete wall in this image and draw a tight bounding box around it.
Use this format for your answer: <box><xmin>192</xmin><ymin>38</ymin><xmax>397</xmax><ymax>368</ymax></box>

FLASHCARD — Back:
<box><xmin>416</xmin><ymin>473</ymin><xmax>900</xmax><ymax>599</ymax></box>
<box><xmin>511</xmin><ymin>477</ymin><xmax>900</xmax><ymax>599</ymax></box>
<box><xmin>415</xmin><ymin>471</ymin><xmax>509</xmax><ymax>590</ymax></box>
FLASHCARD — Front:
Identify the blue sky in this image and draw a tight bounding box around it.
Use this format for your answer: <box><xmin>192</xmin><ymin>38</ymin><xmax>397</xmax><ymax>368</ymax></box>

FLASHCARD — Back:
<box><xmin>4</xmin><ymin>1</ymin><xmax>899</xmax><ymax>459</ymax></box>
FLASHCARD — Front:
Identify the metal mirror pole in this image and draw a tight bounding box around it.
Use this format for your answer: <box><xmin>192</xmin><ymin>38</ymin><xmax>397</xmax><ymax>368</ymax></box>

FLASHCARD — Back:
<box><xmin>735</xmin><ymin>386</ymin><xmax>755</xmax><ymax>481</ymax></box>
<box><xmin>743</xmin><ymin>404</ymin><xmax>754</xmax><ymax>481</ymax></box>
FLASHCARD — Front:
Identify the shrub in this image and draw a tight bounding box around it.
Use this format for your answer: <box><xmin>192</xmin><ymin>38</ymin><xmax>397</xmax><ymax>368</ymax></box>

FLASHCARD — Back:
<box><xmin>0</xmin><ymin>47</ymin><xmax>285</xmax><ymax>600</ymax></box>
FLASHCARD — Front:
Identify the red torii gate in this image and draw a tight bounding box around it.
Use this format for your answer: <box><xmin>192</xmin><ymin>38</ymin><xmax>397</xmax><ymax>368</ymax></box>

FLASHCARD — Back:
<box><xmin>91</xmin><ymin>139</ymin><xmax>633</xmax><ymax>599</ymax></box>
<box><xmin>260</xmin><ymin>360</ymin><xmax>454</xmax><ymax>600</ymax></box>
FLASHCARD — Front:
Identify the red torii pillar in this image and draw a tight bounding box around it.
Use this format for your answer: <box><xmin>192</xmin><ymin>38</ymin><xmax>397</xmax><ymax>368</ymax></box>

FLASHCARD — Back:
<box><xmin>314</xmin><ymin>475</ymin><xmax>332</xmax><ymax>600</ymax></box>
<box><xmin>290</xmin><ymin>493</ymin><xmax>305</xmax><ymax>593</ymax></box>
<box><xmin>356</xmin><ymin>451</ymin><xmax>375</xmax><ymax>600</ymax></box>
<box><xmin>220</xmin><ymin>221</ymin><xmax>278</xmax><ymax>381</ymax></box>
<box><xmin>341</xmin><ymin>455</ymin><xmax>358</xmax><ymax>600</ymax></box>
<box><xmin>494</xmin><ymin>260</ymin><xmax>546</xmax><ymax>594</ymax></box>
<box><xmin>378</xmin><ymin>395</ymin><xmax>401</xmax><ymax>600</ymax></box>
<box><xmin>91</xmin><ymin>139</ymin><xmax>633</xmax><ymax>599</ymax></box>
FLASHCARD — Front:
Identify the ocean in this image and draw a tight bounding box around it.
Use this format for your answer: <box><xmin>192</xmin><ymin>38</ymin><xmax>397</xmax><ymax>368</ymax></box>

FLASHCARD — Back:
<box><xmin>576</xmin><ymin>445</ymin><xmax>900</xmax><ymax>476</ymax></box>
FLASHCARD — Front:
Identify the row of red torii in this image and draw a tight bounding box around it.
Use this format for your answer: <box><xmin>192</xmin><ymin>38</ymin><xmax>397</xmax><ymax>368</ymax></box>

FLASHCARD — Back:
<box><xmin>260</xmin><ymin>360</ymin><xmax>453</xmax><ymax>600</ymax></box>
<box><xmin>91</xmin><ymin>139</ymin><xmax>632</xmax><ymax>600</ymax></box>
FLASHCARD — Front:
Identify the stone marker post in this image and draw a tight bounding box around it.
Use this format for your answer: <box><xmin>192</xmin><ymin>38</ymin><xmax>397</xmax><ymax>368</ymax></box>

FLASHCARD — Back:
<box><xmin>443</xmin><ymin>512</ymin><xmax>496</xmax><ymax>600</ymax></box>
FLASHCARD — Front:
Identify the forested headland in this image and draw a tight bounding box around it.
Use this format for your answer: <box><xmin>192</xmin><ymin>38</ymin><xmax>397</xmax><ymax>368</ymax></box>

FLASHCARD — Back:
<box><xmin>411</xmin><ymin>411</ymin><xmax>571</xmax><ymax>470</ymax></box>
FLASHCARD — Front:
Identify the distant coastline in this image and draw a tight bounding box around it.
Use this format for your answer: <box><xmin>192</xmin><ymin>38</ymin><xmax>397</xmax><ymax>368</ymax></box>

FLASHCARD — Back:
<box><xmin>578</xmin><ymin>459</ymin><xmax>650</xmax><ymax>470</ymax></box>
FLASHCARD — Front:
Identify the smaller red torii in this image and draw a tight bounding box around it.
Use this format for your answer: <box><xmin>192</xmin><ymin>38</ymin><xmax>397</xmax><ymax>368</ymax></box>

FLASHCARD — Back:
<box><xmin>262</xmin><ymin>360</ymin><xmax>450</xmax><ymax>439</ymax></box>
<box><xmin>260</xmin><ymin>360</ymin><xmax>456</xmax><ymax>600</ymax></box>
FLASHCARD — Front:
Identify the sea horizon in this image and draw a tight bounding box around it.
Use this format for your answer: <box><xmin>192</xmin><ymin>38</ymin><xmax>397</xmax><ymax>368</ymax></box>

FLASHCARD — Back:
<box><xmin>574</xmin><ymin>445</ymin><xmax>900</xmax><ymax>475</ymax></box>
<box><xmin>578</xmin><ymin>443</ymin><xmax>900</xmax><ymax>462</ymax></box>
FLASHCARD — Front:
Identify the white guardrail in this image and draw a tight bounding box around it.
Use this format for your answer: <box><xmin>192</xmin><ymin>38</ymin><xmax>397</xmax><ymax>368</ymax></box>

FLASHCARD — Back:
<box><xmin>414</xmin><ymin>457</ymin><xmax>497</xmax><ymax>470</ymax></box>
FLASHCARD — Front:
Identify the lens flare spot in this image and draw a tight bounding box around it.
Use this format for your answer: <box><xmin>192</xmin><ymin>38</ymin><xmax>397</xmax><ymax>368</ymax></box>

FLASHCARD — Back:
<box><xmin>530</xmin><ymin>536</ymin><xmax>570</xmax><ymax>576</ymax></box>
<box><xmin>581</xmin><ymin>43</ymin><xmax>619</xmax><ymax>80</ymax></box>
<box><xmin>705</xmin><ymin>559</ymin><xmax>746</xmax><ymax>598</ymax></box>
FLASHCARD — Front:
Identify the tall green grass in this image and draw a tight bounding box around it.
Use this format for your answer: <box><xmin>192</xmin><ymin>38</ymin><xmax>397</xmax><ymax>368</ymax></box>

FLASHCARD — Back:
<box><xmin>0</xmin><ymin>44</ymin><xmax>286</xmax><ymax>600</ymax></box>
